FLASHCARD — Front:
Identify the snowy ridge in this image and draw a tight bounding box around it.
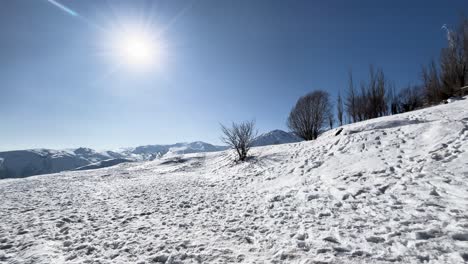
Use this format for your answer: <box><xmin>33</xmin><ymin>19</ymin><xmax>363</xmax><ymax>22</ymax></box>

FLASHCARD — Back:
<box><xmin>0</xmin><ymin>149</ymin><xmax>91</xmax><ymax>179</ymax></box>
<box><xmin>163</xmin><ymin>141</ymin><xmax>228</xmax><ymax>157</ymax></box>
<box><xmin>0</xmin><ymin>99</ymin><xmax>467</xmax><ymax>263</ymax></box>
<box><xmin>74</xmin><ymin>158</ymin><xmax>134</xmax><ymax>171</ymax></box>
<box><xmin>252</xmin><ymin>129</ymin><xmax>302</xmax><ymax>147</ymax></box>
<box><xmin>0</xmin><ymin>148</ymin><xmax>128</xmax><ymax>179</ymax></box>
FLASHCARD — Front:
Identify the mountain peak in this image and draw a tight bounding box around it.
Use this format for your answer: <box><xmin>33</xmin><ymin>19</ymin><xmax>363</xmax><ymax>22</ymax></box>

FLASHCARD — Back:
<box><xmin>73</xmin><ymin>147</ymin><xmax>96</xmax><ymax>155</ymax></box>
<box><xmin>252</xmin><ymin>129</ymin><xmax>302</xmax><ymax>147</ymax></box>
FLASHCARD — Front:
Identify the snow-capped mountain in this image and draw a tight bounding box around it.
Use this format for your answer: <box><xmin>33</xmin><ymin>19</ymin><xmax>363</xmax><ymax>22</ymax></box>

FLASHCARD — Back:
<box><xmin>1</xmin><ymin>98</ymin><xmax>466</xmax><ymax>263</ymax></box>
<box><xmin>164</xmin><ymin>141</ymin><xmax>228</xmax><ymax>157</ymax></box>
<box><xmin>70</xmin><ymin>147</ymin><xmax>126</xmax><ymax>162</ymax></box>
<box><xmin>0</xmin><ymin>142</ymin><xmax>227</xmax><ymax>179</ymax></box>
<box><xmin>74</xmin><ymin>158</ymin><xmax>133</xmax><ymax>171</ymax></box>
<box><xmin>252</xmin><ymin>129</ymin><xmax>302</xmax><ymax>146</ymax></box>
<box><xmin>0</xmin><ymin>148</ymin><xmax>125</xmax><ymax>179</ymax></box>
<box><xmin>119</xmin><ymin>142</ymin><xmax>228</xmax><ymax>160</ymax></box>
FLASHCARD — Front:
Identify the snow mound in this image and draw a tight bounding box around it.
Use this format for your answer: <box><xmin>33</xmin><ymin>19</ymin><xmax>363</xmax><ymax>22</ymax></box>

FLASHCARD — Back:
<box><xmin>1</xmin><ymin>98</ymin><xmax>467</xmax><ymax>263</ymax></box>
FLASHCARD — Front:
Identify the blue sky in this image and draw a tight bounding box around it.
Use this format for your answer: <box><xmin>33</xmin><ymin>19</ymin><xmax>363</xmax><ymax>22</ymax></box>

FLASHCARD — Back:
<box><xmin>0</xmin><ymin>0</ymin><xmax>467</xmax><ymax>151</ymax></box>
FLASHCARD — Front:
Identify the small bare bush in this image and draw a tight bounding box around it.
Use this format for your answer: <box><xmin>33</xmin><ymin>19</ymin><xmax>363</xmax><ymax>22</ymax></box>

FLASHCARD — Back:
<box><xmin>220</xmin><ymin>120</ymin><xmax>257</xmax><ymax>161</ymax></box>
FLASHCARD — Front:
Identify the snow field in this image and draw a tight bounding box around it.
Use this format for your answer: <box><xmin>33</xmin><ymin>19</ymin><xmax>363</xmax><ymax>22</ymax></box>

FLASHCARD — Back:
<box><xmin>0</xmin><ymin>98</ymin><xmax>467</xmax><ymax>263</ymax></box>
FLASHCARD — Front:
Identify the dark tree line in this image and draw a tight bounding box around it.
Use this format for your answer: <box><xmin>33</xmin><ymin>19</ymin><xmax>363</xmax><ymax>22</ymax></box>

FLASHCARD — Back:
<box><xmin>389</xmin><ymin>85</ymin><xmax>425</xmax><ymax>114</ymax></box>
<box><xmin>221</xmin><ymin>16</ymin><xmax>468</xmax><ymax>159</ymax></box>
<box><xmin>345</xmin><ymin>66</ymin><xmax>390</xmax><ymax>123</ymax></box>
<box><xmin>343</xmin><ymin>16</ymin><xmax>468</xmax><ymax>125</ymax></box>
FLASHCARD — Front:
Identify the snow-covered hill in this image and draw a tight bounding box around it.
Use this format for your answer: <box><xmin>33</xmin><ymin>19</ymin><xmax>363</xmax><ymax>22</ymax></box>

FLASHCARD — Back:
<box><xmin>253</xmin><ymin>129</ymin><xmax>302</xmax><ymax>146</ymax></box>
<box><xmin>0</xmin><ymin>142</ymin><xmax>227</xmax><ymax>179</ymax></box>
<box><xmin>0</xmin><ymin>148</ymin><xmax>120</xmax><ymax>179</ymax></box>
<box><xmin>0</xmin><ymin>131</ymin><xmax>301</xmax><ymax>179</ymax></box>
<box><xmin>1</xmin><ymin>99</ymin><xmax>467</xmax><ymax>263</ymax></box>
<box><xmin>0</xmin><ymin>149</ymin><xmax>105</xmax><ymax>179</ymax></box>
<box><xmin>125</xmin><ymin>142</ymin><xmax>228</xmax><ymax>160</ymax></box>
<box><xmin>74</xmin><ymin>158</ymin><xmax>134</xmax><ymax>171</ymax></box>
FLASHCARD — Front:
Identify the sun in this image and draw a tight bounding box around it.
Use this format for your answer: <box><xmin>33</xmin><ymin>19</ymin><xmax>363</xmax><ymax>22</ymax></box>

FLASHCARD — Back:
<box><xmin>110</xmin><ymin>28</ymin><xmax>164</xmax><ymax>71</ymax></box>
<box><xmin>119</xmin><ymin>33</ymin><xmax>153</xmax><ymax>66</ymax></box>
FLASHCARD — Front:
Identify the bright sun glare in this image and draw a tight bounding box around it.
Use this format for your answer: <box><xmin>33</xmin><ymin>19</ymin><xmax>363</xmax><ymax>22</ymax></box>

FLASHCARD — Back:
<box><xmin>112</xmin><ymin>28</ymin><xmax>163</xmax><ymax>71</ymax></box>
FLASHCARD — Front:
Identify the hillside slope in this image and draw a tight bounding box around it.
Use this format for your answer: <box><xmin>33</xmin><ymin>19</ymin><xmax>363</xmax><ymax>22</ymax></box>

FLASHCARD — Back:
<box><xmin>0</xmin><ymin>99</ymin><xmax>467</xmax><ymax>263</ymax></box>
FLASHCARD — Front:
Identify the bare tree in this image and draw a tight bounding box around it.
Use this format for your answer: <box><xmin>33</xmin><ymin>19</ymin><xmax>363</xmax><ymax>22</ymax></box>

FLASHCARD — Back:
<box><xmin>366</xmin><ymin>65</ymin><xmax>388</xmax><ymax>119</ymax></box>
<box><xmin>287</xmin><ymin>90</ymin><xmax>332</xmax><ymax>140</ymax></box>
<box><xmin>345</xmin><ymin>70</ymin><xmax>357</xmax><ymax>123</ymax></box>
<box><xmin>440</xmin><ymin>17</ymin><xmax>468</xmax><ymax>97</ymax></box>
<box><xmin>337</xmin><ymin>90</ymin><xmax>344</xmax><ymax>126</ymax></box>
<box><xmin>220</xmin><ymin>120</ymin><xmax>257</xmax><ymax>161</ymax></box>
<box><xmin>388</xmin><ymin>84</ymin><xmax>400</xmax><ymax>115</ymax></box>
<box><xmin>421</xmin><ymin>60</ymin><xmax>442</xmax><ymax>104</ymax></box>
<box><xmin>357</xmin><ymin>81</ymin><xmax>367</xmax><ymax>122</ymax></box>
<box><xmin>328</xmin><ymin>112</ymin><xmax>334</xmax><ymax>130</ymax></box>
<box><xmin>399</xmin><ymin>85</ymin><xmax>424</xmax><ymax>112</ymax></box>
<box><xmin>346</xmin><ymin>66</ymin><xmax>390</xmax><ymax>122</ymax></box>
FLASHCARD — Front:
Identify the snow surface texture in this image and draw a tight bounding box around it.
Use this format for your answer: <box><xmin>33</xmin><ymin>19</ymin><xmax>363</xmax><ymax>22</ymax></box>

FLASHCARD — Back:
<box><xmin>1</xmin><ymin>100</ymin><xmax>468</xmax><ymax>263</ymax></box>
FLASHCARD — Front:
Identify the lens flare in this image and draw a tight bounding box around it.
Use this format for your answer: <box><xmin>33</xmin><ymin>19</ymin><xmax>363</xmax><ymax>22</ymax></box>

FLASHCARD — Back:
<box><xmin>47</xmin><ymin>0</ymin><xmax>78</xmax><ymax>17</ymax></box>
<box><xmin>46</xmin><ymin>0</ymin><xmax>180</xmax><ymax>75</ymax></box>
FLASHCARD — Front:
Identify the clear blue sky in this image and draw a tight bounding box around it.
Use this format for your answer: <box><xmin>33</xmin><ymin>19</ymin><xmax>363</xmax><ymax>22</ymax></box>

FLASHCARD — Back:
<box><xmin>0</xmin><ymin>0</ymin><xmax>466</xmax><ymax>151</ymax></box>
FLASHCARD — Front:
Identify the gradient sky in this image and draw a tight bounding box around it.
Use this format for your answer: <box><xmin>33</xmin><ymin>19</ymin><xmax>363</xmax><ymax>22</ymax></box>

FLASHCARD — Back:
<box><xmin>0</xmin><ymin>0</ymin><xmax>467</xmax><ymax>151</ymax></box>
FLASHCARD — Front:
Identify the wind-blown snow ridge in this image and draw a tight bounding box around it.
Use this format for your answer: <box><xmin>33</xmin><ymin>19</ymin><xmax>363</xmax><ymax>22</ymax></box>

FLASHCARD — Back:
<box><xmin>1</xmin><ymin>99</ymin><xmax>467</xmax><ymax>263</ymax></box>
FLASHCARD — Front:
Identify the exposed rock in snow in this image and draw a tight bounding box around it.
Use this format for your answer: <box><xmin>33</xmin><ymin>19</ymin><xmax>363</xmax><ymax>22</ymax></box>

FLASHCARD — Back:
<box><xmin>1</xmin><ymin>98</ymin><xmax>467</xmax><ymax>263</ymax></box>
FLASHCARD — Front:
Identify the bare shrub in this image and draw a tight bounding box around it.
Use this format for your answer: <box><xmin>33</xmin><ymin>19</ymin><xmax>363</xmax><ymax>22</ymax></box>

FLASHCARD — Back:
<box><xmin>220</xmin><ymin>121</ymin><xmax>257</xmax><ymax>161</ymax></box>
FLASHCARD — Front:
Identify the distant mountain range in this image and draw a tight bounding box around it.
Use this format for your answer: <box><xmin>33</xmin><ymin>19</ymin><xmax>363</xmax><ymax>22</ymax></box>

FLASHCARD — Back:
<box><xmin>252</xmin><ymin>129</ymin><xmax>302</xmax><ymax>147</ymax></box>
<box><xmin>0</xmin><ymin>142</ymin><xmax>227</xmax><ymax>179</ymax></box>
<box><xmin>0</xmin><ymin>130</ymin><xmax>302</xmax><ymax>179</ymax></box>
<box><xmin>0</xmin><ymin>148</ymin><xmax>125</xmax><ymax>179</ymax></box>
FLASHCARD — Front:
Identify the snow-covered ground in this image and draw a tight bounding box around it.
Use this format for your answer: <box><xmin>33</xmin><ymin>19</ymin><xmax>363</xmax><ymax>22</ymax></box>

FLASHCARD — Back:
<box><xmin>1</xmin><ymin>99</ymin><xmax>467</xmax><ymax>263</ymax></box>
